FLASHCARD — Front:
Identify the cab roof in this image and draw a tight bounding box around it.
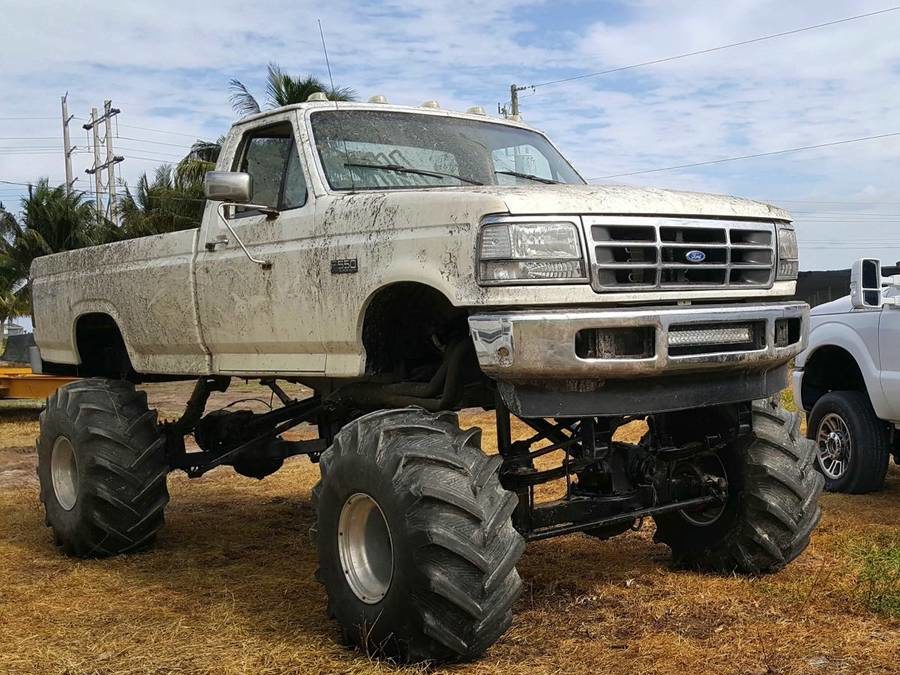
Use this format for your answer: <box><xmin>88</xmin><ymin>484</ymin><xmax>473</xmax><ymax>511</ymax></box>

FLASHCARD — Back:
<box><xmin>232</xmin><ymin>100</ymin><xmax>534</xmax><ymax>130</ymax></box>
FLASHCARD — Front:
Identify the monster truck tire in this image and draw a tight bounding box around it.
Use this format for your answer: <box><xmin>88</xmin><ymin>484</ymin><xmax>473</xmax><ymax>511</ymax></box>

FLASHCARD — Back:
<box><xmin>654</xmin><ymin>400</ymin><xmax>823</xmax><ymax>574</ymax></box>
<box><xmin>313</xmin><ymin>408</ymin><xmax>524</xmax><ymax>663</ymax></box>
<box><xmin>36</xmin><ymin>378</ymin><xmax>169</xmax><ymax>557</ymax></box>
<box><xmin>807</xmin><ymin>391</ymin><xmax>891</xmax><ymax>494</ymax></box>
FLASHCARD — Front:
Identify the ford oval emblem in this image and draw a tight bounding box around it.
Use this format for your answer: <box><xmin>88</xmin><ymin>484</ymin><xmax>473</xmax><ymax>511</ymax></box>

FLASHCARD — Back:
<box><xmin>685</xmin><ymin>249</ymin><xmax>706</xmax><ymax>263</ymax></box>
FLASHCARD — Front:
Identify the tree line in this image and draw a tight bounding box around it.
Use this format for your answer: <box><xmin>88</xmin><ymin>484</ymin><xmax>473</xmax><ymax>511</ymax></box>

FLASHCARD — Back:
<box><xmin>0</xmin><ymin>65</ymin><xmax>354</xmax><ymax>326</ymax></box>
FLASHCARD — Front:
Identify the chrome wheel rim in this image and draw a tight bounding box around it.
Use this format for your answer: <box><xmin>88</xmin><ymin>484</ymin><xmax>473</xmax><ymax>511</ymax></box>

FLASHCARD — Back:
<box><xmin>51</xmin><ymin>436</ymin><xmax>78</xmax><ymax>511</ymax></box>
<box><xmin>816</xmin><ymin>413</ymin><xmax>851</xmax><ymax>480</ymax></box>
<box><xmin>338</xmin><ymin>493</ymin><xmax>393</xmax><ymax>604</ymax></box>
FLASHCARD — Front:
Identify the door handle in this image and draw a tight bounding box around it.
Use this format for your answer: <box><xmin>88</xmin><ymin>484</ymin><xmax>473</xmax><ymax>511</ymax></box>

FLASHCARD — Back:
<box><xmin>205</xmin><ymin>234</ymin><xmax>229</xmax><ymax>251</ymax></box>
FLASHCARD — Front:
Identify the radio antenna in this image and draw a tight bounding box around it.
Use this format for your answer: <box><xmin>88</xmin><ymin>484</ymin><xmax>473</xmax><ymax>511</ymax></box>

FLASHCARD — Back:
<box><xmin>318</xmin><ymin>19</ymin><xmax>337</xmax><ymax>94</ymax></box>
<box><xmin>317</xmin><ymin>18</ymin><xmax>356</xmax><ymax>191</ymax></box>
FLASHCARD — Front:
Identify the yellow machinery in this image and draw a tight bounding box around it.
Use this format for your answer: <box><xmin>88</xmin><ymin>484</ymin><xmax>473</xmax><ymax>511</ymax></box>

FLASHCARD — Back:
<box><xmin>0</xmin><ymin>367</ymin><xmax>77</xmax><ymax>400</ymax></box>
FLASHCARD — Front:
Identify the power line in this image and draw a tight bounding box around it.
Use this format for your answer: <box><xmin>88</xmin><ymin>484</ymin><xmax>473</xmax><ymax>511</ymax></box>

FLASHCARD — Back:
<box><xmin>769</xmin><ymin>199</ymin><xmax>900</xmax><ymax>206</ymax></box>
<box><xmin>115</xmin><ymin>122</ymin><xmax>200</xmax><ymax>139</ymax></box>
<box><xmin>520</xmin><ymin>5</ymin><xmax>900</xmax><ymax>92</ymax></box>
<box><xmin>117</xmin><ymin>135</ymin><xmax>191</xmax><ymax>148</ymax></box>
<box><xmin>0</xmin><ymin>116</ymin><xmax>57</xmax><ymax>120</ymax></box>
<box><xmin>0</xmin><ymin>143</ymin><xmax>185</xmax><ymax>158</ymax></box>
<box><xmin>0</xmin><ymin>135</ymin><xmax>192</xmax><ymax>150</ymax></box>
<box><xmin>127</xmin><ymin>155</ymin><xmax>186</xmax><ymax>163</ymax></box>
<box><xmin>589</xmin><ymin>131</ymin><xmax>900</xmax><ymax>180</ymax></box>
<box><xmin>0</xmin><ymin>180</ymin><xmax>208</xmax><ymax>204</ymax></box>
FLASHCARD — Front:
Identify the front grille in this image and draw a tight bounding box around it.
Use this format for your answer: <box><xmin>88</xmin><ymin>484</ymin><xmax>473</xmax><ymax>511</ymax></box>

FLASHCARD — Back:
<box><xmin>585</xmin><ymin>216</ymin><xmax>776</xmax><ymax>292</ymax></box>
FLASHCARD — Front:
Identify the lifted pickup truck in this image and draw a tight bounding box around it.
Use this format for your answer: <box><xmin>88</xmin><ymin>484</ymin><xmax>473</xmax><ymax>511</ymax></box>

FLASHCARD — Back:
<box><xmin>31</xmin><ymin>97</ymin><xmax>822</xmax><ymax>662</ymax></box>
<box><xmin>794</xmin><ymin>258</ymin><xmax>900</xmax><ymax>493</ymax></box>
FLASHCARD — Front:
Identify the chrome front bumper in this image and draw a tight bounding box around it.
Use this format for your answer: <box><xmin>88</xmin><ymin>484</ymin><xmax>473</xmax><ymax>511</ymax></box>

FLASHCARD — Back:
<box><xmin>469</xmin><ymin>302</ymin><xmax>808</xmax><ymax>381</ymax></box>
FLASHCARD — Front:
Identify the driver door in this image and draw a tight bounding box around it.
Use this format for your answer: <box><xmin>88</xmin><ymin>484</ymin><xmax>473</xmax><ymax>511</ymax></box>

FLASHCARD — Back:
<box><xmin>195</xmin><ymin>114</ymin><xmax>326</xmax><ymax>375</ymax></box>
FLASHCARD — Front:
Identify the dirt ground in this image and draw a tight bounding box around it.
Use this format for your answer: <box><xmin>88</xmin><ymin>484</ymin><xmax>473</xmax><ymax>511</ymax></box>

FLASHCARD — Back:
<box><xmin>0</xmin><ymin>381</ymin><xmax>898</xmax><ymax>675</ymax></box>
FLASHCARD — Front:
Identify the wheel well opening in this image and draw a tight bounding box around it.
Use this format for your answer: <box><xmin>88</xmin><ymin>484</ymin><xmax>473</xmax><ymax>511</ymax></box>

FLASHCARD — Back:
<box><xmin>361</xmin><ymin>283</ymin><xmax>467</xmax><ymax>376</ymax></box>
<box><xmin>75</xmin><ymin>313</ymin><xmax>134</xmax><ymax>379</ymax></box>
<box><xmin>800</xmin><ymin>346</ymin><xmax>866</xmax><ymax>412</ymax></box>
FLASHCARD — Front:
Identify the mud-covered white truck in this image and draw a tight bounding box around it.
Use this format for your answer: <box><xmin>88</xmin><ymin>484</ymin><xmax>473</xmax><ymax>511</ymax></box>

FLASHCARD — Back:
<box><xmin>30</xmin><ymin>98</ymin><xmax>822</xmax><ymax>663</ymax></box>
<box><xmin>794</xmin><ymin>259</ymin><xmax>900</xmax><ymax>493</ymax></box>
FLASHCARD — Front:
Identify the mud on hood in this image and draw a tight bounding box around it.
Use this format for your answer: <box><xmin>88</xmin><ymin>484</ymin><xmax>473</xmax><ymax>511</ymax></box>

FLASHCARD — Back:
<box><xmin>469</xmin><ymin>184</ymin><xmax>791</xmax><ymax>221</ymax></box>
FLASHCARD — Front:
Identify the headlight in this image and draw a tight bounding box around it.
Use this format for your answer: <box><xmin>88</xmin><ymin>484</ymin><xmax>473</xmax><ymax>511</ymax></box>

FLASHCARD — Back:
<box><xmin>776</xmin><ymin>225</ymin><xmax>799</xmax><ymax>280</ymax></box>
<box><xmin>478</xmin><ymin>221</ymin><xmax>588</xmax><ymax>284</ymax></box>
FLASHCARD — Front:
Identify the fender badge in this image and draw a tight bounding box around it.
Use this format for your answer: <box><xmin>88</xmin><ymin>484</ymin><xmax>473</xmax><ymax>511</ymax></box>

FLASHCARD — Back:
<box><xmin>685</xmin><ymin>250</ymin><xmax>706</xmax><ymax>263</ymax></box>
<box><xmin>330</xmin><ymin>258</ymin><xmax>359</xmax><ymax>274</ymax></box>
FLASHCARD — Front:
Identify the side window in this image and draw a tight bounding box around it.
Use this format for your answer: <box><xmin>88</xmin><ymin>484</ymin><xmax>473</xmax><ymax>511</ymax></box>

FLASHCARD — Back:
<box><xmin>281</xmin><ymin>146</ymin><xmax>308</xmax><ymax>209</ymax></box>
<box><xmin>233</xmin><ymin>122</ymin><xmax>307</xmax><ymax>216</ymax></box>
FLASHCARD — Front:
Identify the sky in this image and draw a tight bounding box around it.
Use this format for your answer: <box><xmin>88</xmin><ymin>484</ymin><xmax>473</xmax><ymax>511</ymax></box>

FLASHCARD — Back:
<box><xmin>2</xmin><ymin>0</ymin><xmax>900</xmax><ymax>270</ymax></box>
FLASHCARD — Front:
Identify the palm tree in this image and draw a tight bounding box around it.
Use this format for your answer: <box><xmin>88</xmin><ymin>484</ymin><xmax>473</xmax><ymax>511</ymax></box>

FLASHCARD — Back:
<box><xmin>0</xmin><ymin>206</ymin><xmax>29</xmax><ymax>327</ymax></box>
<box><xmin>229</xmin><ymin>62</ymin><xmax>356</xmax><ymax>116</ymax></box>
<box><xmin>0</xmin><ymin>182</ymin><xmax>109</xmax><ymax>318</ymax></box>
<box><xmin>118</xmin><ymin>164</ymin><xmax>207</xmax><ymax>238</ymax></box>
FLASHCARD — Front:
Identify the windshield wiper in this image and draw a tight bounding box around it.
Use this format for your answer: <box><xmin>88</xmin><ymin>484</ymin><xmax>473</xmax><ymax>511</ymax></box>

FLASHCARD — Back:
<box><xmin>344</xmin><ymin>162</ymin><xmax>483</xmax><ymax>186</ymax></box>
<box><xmin>495</xmin><ymin>169</ymin><xmax>559</xmax><ymax>185</ymax></box>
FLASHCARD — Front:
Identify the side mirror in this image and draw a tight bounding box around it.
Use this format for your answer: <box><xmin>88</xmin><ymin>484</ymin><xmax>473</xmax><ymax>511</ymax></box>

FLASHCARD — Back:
<box><xmin>850</xmin><ymin>258</ymin><xmax>883</xmax><ymax>309</ymax></box>
<box><xmin>204</xmin><ymin>171</ymin><xmax>252</xmax><ymax>202</ymax></box>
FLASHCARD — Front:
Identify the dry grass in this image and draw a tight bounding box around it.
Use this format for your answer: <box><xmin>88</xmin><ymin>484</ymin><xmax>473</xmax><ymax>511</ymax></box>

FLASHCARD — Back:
<box><xmin>0</xmin><ymin>382</ymin><xmax>898</xmax><ymax>675</ymax></box>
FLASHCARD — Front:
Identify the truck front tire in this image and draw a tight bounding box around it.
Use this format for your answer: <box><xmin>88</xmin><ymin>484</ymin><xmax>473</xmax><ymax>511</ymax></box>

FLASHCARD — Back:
<box><xmin>654</xmin><ymin>400</ymin><xmax>823</xmax><ymax>574</ymax></box>
<box><xmin>36</xmin><ymin>378</ymin><xmax>169</xmax><ymax>557</ymax></box>
<box><xmin>807</xmin><ymin>390</ymin><xmax>891</xmax><ymax>493</ymax></box>
<box><xmin>313</xmin><ymin>408</ymin><xmax>524</xmax><ymax>663</ymax></box>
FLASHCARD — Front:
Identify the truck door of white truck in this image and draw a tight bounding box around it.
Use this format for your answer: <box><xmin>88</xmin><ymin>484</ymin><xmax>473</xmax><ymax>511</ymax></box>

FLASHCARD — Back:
<box><xmin>194</xmin><ymin>113</ymin><xmax>326</xmax><ymax>374</ymax></box>
<box><xmin>878</xmin><ymin>288</ymin><xmax>900</xmax><ymax>421</ymax></box>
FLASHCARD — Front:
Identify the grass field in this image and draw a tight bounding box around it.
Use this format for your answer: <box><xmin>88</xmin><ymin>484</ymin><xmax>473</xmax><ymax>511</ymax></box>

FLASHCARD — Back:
<box><xmin>0</xmin><ymin>382</ymin><xmax>898</xmax><ymax>675</ymax></box>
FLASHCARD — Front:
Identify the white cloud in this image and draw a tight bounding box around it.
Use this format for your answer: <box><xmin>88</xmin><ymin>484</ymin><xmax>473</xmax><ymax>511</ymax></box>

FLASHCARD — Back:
<box><xmin>2</xmin><ymin>0</ymin><xmax>900</xmax><ymax>268</ymax></box>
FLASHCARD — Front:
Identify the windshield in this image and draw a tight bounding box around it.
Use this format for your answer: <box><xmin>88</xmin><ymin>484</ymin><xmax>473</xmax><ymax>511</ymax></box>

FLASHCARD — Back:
<box><xmin>310</xmin><ymin>109</ymin><xmax>584</xmax><ymax>190</ymax></box>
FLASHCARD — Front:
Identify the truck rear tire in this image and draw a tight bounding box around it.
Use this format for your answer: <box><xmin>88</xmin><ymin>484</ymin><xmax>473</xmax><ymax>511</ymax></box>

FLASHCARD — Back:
<box><xmin>807</xmin><ymin>390</ymin><xmax>891</xmax><ymax>493</ymax></box>
<box><xmin>36</xmin><ymin>378</ymin><xmax>169</xmax><ymax>557</ymax></box>
<box><xmin>313</xmin><ymin>408</ymin><xmax>523</xmax><ymax>663</ymax></box>
<box><xmin>654</xmin><ymin>400</ymin><xmax>823</xmax><ymax>574</ymax></box>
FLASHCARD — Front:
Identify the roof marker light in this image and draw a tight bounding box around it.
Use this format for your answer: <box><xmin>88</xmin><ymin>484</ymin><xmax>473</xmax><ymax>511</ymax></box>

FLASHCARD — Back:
<box><xmin>368</xmin><ymin>95</ymin><xmax>389</xmax><ymax>104</ymax></box>
<box><xmin>467</xmin><ymin>106</ymin><xmax>487</xmax><ymax>115</ymax></box>
<box><xmin>420</xmin><ymin>100</ymin><xmax>441</xmax><ymax>109</ymax></box>
<box><xmin>307</xmin><ymin>92</ymin><xmax>329</xmax><ymax>102</ymax></box>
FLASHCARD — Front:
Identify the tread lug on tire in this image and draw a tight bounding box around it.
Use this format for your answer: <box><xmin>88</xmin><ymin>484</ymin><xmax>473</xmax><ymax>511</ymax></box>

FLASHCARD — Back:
<box><xmin>654</xmin><ymin>400</ymin><xmax>824</xmax><ymax>574</ymax></box>
<box><xmin>806</xmin><ymin>390</ymin><xmax>891</xmax><ymax>494</ymax></box>
<box><xmin>313</xmin><ymin>408</ymin><xmax>524</xmax><ymax>663</ymax></box>
<box><xmin>36</xmin><ymin>378</ymin><xmax>170</xmax><ymax>557</ymax></box>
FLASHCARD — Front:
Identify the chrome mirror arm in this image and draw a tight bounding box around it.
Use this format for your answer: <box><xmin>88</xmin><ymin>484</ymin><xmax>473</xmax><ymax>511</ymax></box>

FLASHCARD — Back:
<box><xmin>215</xmin><ymin>202</ymin><xmax>274</xmax><ymax>270</ymax></box>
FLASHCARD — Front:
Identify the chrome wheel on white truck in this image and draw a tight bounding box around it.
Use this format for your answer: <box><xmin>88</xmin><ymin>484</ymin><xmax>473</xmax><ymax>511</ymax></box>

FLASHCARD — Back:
<box><xmin>807</xmin><ymin>391</ymin><xmax>891</xmax><ymax>493</ymax></box>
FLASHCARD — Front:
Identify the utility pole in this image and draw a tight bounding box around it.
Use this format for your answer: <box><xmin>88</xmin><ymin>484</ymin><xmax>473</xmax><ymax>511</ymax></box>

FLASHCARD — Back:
<box><xmin>499</xmin><ymin>83</ymin><xmax>527</xmax><ymax>119</ymax></box>
<box><xmin>85</xmin><ymin>107</ymin><xmax>103</xmax><ymax>217</ymax></box>
<box><xmin>103</xmin><ymin>100</ymin><xmax>120</xmax><ymax>224</ymax></box>
<box><xmin>83</xmin><ymin>102</ymin><xmax>123</xmax><ymax>222</ymax></box>
<box><xmin>60</xmin><ymin>93</ymin><xmax>75</xmax><ymax>195</ymax></box>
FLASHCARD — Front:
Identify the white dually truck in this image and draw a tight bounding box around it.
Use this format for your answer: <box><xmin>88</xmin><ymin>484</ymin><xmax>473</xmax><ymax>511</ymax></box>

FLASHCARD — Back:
<box><xmin>30</xmin><ymin>97</ymin><xmax>822</xmax><ymax>663</ymax></box>
<box><xmin>795</xmin><ymin>258</ymin><xmax>900</xmax><ymax>493</ymax></box>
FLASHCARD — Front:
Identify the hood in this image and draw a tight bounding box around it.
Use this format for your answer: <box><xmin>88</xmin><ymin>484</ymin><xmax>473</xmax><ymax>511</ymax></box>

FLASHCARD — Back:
<box><xmin>810</xmin><ymin>295</ymin><xmax>853</xmax><ymax>316</ymax></box>
<box><xmin>462</xmin><ymin>184</ymin><xmax>791</xmax><ymax>221</ymax></box>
